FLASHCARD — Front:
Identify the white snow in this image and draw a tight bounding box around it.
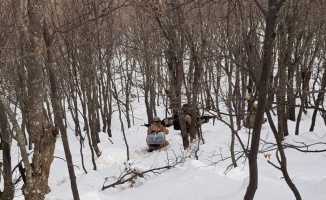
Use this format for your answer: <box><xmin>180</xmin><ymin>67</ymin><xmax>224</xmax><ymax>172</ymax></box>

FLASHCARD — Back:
<box><xmin>4</xmin><ymin>99</ymin><xmax>326</xmax><ymax>200</ymax></box>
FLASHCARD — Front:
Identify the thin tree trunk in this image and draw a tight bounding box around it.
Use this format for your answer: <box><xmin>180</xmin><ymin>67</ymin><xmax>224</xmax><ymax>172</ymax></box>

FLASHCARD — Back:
<box><xmin>228</xmin><ymin>72</ymin><xmax>237</xmax><ymax>168</ymax></box>
<box><xmin>265</xmin><ymin>109</ymin><xmax>302</xmax><ymax>200</ymax></box>
<box><xmin>295</xmin><ymin>70</ymin><xmax>312</xmax><ymax>135</ymax></box>
<box><xmin>244</xmin><ymin>1</ymin><xmax>285</xmax><ymax>199</ymax></box>
<box><xmin>310</xmin><ymin>64</ymin><xmax>326</xmax><ymax>131</ymax></box>
<box><xmin>0</xmin><ymin>103</ymin><xmax>14</xmax><ymax>200</ymax></box>
<box><xmin>44</xmin><ymin>22</ymin><xmax>80</xmax><ymax>200</ymax></box>
<box><xmin>12</xmin><ymin>0</ymin><xmax>58</xmax><ymax>199</ymax></box>
<box><xmin>277</xmin><ymin>22</ymin><xmax>288</xmax><ymax>140</ymax></box>
<box><xmin>111</xmin><ymin>79</ymin><xmax>130</xmax><ymax>161</ymax></box>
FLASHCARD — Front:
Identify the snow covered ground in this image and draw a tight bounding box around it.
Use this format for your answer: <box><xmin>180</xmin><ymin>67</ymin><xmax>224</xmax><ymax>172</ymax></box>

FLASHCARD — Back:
<box><xmin>9</xmin><ymin>99</ymin><xmax>326</xmax><ymax>200</ymax></box>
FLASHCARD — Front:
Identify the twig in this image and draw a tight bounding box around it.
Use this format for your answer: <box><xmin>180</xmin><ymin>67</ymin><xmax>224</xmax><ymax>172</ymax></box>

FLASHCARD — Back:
<box><xmin>103</xmin><ymin>165</ymin><xmax>174</xmax><ymax>190</ymax></box>
<box><xmin>102</xmin><ymin>154</ymin><xmax>184</xmax><ymax>190</ymax></box>
<box><xmin>54</xmin><ymin>156</ymin><xmax>80</xmax><ymax>170</ymax></box>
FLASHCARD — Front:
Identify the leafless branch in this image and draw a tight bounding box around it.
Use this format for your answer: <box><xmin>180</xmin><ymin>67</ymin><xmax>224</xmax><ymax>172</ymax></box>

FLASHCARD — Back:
<box><xmin>102</xmin><ymin>153</ymin><xmax>185</xmax><ymax>190</ymax></box>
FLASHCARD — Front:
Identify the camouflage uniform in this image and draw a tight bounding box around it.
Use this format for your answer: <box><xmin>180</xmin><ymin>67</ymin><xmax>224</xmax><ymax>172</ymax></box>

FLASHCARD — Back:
<box><xmin>147</xmin><ymin>117</ymin><xmax>169</xmax><ymax>151</ymax></box>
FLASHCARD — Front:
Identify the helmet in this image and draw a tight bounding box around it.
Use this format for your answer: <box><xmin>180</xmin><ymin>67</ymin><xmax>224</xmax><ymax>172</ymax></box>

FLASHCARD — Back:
<box><xmin>153</xmin><ymin>116</ymin><xmax>161</xmax><ymax>122</ymax></box>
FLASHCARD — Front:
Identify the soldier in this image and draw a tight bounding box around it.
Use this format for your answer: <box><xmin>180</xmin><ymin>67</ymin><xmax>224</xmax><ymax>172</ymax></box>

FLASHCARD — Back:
<box><xmin>146</xmin><ymin>117</ymin><xmax>169</xmax><ymax>152</ymax></box>
<box><xmin>243</xmin><ymin>104</ymin><xmax>257</xmax><ymax>129</ymax></box>
<box><xmin>242</xmin><ymin>103</ymin><xmax>266</xmax><ymax>129</ymax></box>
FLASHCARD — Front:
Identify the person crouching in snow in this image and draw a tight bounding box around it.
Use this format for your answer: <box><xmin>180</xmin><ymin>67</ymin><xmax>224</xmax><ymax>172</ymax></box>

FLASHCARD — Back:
<box><xmin>146</xmin><ymin>116</ymin><xmax>169</xmax><ymax>152</ymax></box>
<box><xmin>242</xmin><ymin>103</ymin><xmax>267</xmax><ymax>129</ymax></box>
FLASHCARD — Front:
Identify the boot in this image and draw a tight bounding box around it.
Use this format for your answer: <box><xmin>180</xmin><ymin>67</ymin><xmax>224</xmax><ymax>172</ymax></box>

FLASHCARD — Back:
<box><xmin>148</xmin><ymin>141</ymin><xmax>169</xmax><ymax>151</ymax></box>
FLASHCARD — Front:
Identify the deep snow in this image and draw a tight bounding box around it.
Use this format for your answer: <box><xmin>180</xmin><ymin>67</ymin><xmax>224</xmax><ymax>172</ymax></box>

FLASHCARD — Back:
<box><xmin>5</xmin><ymin>99</ymin><xmax>326</xmax><ymax>200</ymax></box>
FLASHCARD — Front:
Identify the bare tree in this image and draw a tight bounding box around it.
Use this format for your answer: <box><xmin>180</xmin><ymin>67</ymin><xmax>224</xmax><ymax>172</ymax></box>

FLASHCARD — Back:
<box><xmin>0</xmin><ymin>103</ymin><xmax>14</xmax><ymax>200</ymax></box>
<box><xmin>146</xmin><ymin>0</ymin><xmax>189</xmax><ymax>149</ymax></box>
<box><xmin>11</xmin><ymin>0</ymin><xmax>59</xmax><ymax>199</ymax></box>
<box><xmin>43</xmin><ymin>18</ymin><xmax>80</xmax><ymax>199</ymax></box>
<box><xmin>265</xmin><ymin>109</ymin><xmax>302</xmax><ymax>200</ymax></box>
<box><xmin>244</xmin><ymin>1</ymin><xmax>286</xmax><ymax>199</ymax></box>
<box><xmin>310</xmin><ymin>63</ymin><xmax>326</xmax><ymax>131</ymax></box>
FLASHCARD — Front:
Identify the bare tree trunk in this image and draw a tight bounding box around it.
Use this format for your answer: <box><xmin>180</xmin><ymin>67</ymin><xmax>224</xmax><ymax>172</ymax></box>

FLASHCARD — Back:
<box><xmin>86</xmin><ymin>72</ymin><xmax>102</xmax><ymax>157</ymax></box>
<box><xmin>0</xmin><ymin>103</ymin><xmax>14</xmax><ymax>200</ymax></box>
<box><xmin>62</xmin><ymin>43</ymin><xmax>87</xmax><ymax>173</ymax></box>
<box><xmin>228</xmin><ymin>70</ymin><xmax>237</xmax><ymax>168</ymax></box>
<box><xmin>276</xmin><ymin>23</ymin><xmax>287</xmax><ymax>140</ymax></box>
<box><xmin>277</xmin><ymin>19</ymin><xmax>292</xmax><ymax>139</ymax></box>
<box><xmin>111</xmin><ymin>79</ymin><xmax>130</xmax><ymax>161</ymax></box>
<box><xmin>185</xmin><ymin>24</ymin><xmax>204</xmax><ymax>142</ymax></box>
<box><xmin>44</xmin><ymin>21</ymin><xmax>80</xmax><ymax>200</ymax></box>
<box><xmin>296</xmin><ymin>35</ymin><xmax>320</xmax><ymax>135</ymax></box>
<box><xmin>12</xmin><ymin>0</ymin><xmax>58</xmax><ymax>199</ymax></box>
<box><xmin>310</xmin><ymin>63</ymin><xmax>326</xmax><ymax>131</ymax></box>
<box><xmin>106</xmin><ymin>59</ymin><xmax>113</xmax><ymax>138</ymax></box>
<box><xmin>244</xmin><ymin>1</ymin><xmax>286</xmax><ymax>199</ymax></box>
<box><xmin>166</xmin><ymin>48</ymin><xmax>189</xmax><ymax>149</ymax></box>
<box><xmin>265</xmin><ymin>109</ymin><xmax>302</xmax><ymax>200</ymax></box>
<box><xmin>122</xmin><ymin>50</ymin><xmax>132</xmax><ymax>128</ymax></box>
<box><xmin>282</xmin><ymin>1</ymin><xmax>298</xmax><ymax>122</ymax></box>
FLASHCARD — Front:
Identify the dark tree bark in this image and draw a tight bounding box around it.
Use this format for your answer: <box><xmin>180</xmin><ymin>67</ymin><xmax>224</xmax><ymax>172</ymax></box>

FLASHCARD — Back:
<box><xmin>153</xmin><ymin>0</ymin><xmax>189</xmax><ymax>149</ymax></box>
<box><xmin>279</xmin><ymin>1</ymin><xmax>298</xmax><ymax>122</ymax></box>
<box><xmin>165</xmin><ymin>47</ymin><xmax>189</xmax><ymax>149</ymax></box>
<box><xmin>12</xmin><ymin>0</ymin><xmax>58</xmax><ymax>199</ymax></box>
<box><xmin>310</xmin><ymin>63</ymin><xmax>326</xmax><ymax>131</ymax></box>
<box><xmin>184</xmin><ymin>26</ymin><xmax>204</xmax><ymax>142</ymax></box>
<box><xmin>295</xmin><ymin>32</ymin><xmax>320</xmax><ymax>135</ymax></box>
<box><xmin>244</xmin><ymin>1</ymin><xmax>286</xmax><ymax>199</ymax></box>
<box><xmin>276</xmin><ymin>22</ymin><xmax>287</xmax><ymax>140</ymax></box>
<box><xmin>43</xmin><ymin>21</ymin><xmax>80</xmax><ymax>200</ymax></box>
<box><xmin>0</xmin><ymin>103</ymin><xmax>14</xmax><ymax>200</ymax></box>
<box><xmin>0</xmin><ymin>93</ymin><xmax>32</xmax><ymax>199</ymax></box>
<box><xmin>265</xmin><ymin>109</ymin><xmax>302</xmax><ymax>200</ymax></box>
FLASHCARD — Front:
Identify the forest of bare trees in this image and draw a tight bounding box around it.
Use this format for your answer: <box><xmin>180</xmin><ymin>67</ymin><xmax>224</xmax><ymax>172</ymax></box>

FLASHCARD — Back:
<box><xmin>0</xmin><ymin>0</ymin><xmax>325</xmax><ymax>199</ymax></box>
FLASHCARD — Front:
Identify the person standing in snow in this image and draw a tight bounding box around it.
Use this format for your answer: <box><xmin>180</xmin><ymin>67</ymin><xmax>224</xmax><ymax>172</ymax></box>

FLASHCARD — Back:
<box><xmin>146</xmin><ymin>116</ymin><xmax>169</xmax><ymax>152</ymax></box>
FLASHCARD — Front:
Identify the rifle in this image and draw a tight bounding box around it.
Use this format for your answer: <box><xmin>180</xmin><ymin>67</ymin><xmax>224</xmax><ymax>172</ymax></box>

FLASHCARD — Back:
<box><xmin>142</xmin><ymin>123</ymin><xmax>151</xmax><ymax>127</ymax></box>
<box><xmin>199</xmin><ymin>115</ymin><xmax>217</xmax><ymax>124</ymax></box>
<box><xmin>199</xmin><ymin>115</ymin><xmax>216</xmax><ymax>120</ymax></box>
<box><xmin>142</xmin><ymin>117</ymin><xmax>174</xmax><ymax>128</ymax></box>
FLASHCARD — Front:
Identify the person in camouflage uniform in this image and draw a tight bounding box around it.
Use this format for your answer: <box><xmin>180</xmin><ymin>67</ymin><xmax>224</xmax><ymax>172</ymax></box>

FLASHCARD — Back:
<box><xmin>242</xmin><ymin>103</ymin><xmax>266</xmax><ymax>128</ymax></box>
<box><xmin>146</xmin><ymin>117</ymin><xmax>169</xmax><ymax>152</ymax></box>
